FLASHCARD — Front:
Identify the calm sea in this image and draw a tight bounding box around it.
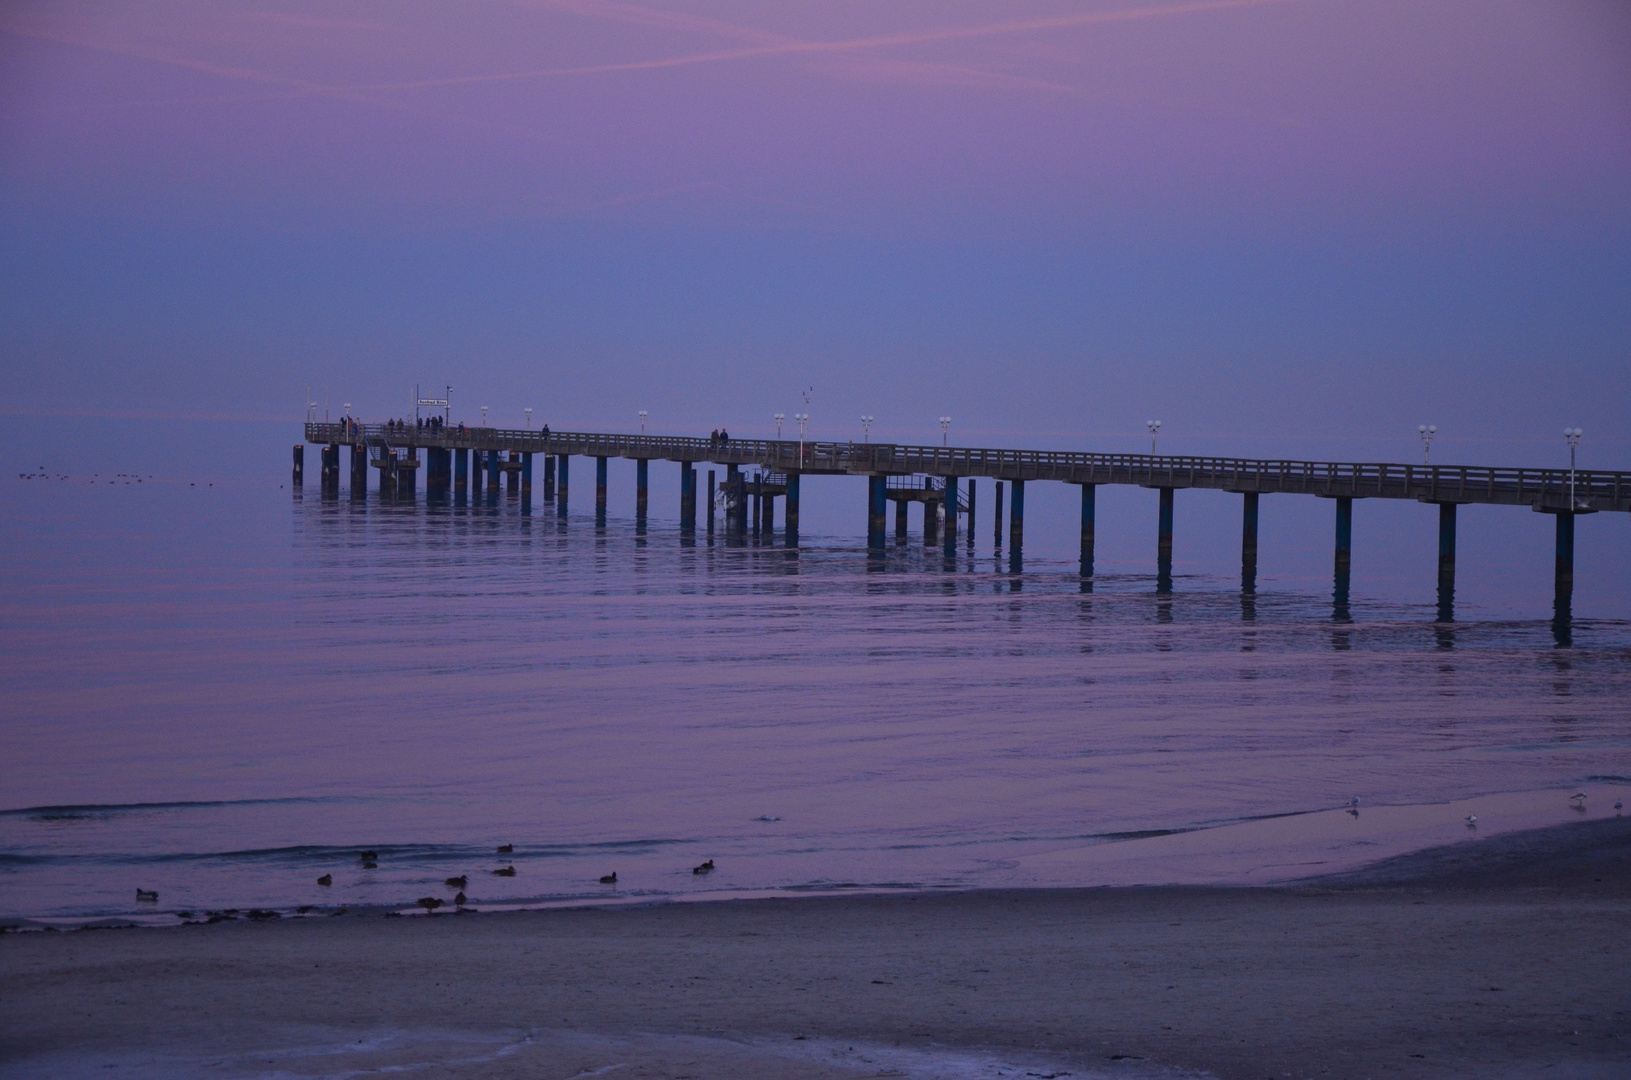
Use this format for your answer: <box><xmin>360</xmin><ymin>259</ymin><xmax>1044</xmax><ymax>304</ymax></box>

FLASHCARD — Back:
<box><xmin>3</xmin><ymin>438</ymin><xmax>1629</xmax><ymax>922</ymax></box>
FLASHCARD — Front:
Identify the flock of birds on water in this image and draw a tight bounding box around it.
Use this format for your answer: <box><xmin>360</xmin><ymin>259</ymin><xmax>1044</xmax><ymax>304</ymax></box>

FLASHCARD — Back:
<box><xmin>127</xmin><ymin>794</ymin><xmax>1622</xmax><ymax>913</ymax></box>
<box><xmin>17</xmin><ymin>468</ymin><xmax>215</xmax><ymax>487</ymax></box>
<box><xmin>133</xmin><ymin>843</ymin><xmax>720</xmax><ymax>915</ymax></box>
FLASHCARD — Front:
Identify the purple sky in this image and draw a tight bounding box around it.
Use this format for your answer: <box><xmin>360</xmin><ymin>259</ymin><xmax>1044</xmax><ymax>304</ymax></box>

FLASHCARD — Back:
<box><xmin>2</xmin><ymin>0</ymin><xmax>1628</xmax><ymax>464</ymax></box>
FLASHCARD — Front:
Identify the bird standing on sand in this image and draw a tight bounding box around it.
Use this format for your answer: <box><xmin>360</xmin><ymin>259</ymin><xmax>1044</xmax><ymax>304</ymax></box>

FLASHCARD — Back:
<box><xmin>416</xmin><ymin>897</ymin><xmax>443</xmax><ymax>913</ymax></box>
<box><xmin>1571</xmin><ymin>792</ymin><xmax>1587</xmax><ymax>811</ymax></box>
<box><xmin>1349</xmin><ymin>796</ymin><xmax>1360</xmax><ymax>809</ymax></box>
<box><xmin>454</xmin><ymin>891</ymin><xmax>467</xmax><ymax>906</ymax></box>
<box><xmin>317</xmin><ymin>874</ymin><xmax>332</xmax><ymax>887</ymax></box>
<box><xmin>1466</xmin><ymin>814</ymin><xmax>1477</xmax><ymax>827</ymax></box>
<box><xmin>600</xmin><ymin>872</ymin><xmax>617</xmax><ymax>884</ymax></box>
<box><xmin>1616</xmin><ymin>800</ymin><xmax>1624</xmax><ymax>814</ymax></box>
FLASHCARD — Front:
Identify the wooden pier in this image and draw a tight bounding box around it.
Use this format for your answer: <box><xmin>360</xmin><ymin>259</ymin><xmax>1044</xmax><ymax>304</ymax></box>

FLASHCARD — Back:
<box><xmin>299</xmin><ymin>421</ymin><xmax>1625</xmax><ymax>619</ymax></box>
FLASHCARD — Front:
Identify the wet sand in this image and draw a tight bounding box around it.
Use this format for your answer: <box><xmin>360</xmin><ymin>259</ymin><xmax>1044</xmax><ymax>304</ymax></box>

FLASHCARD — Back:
<box><xmin>3</xmin><ymin>818</ymin><xmax>1629</xmax><ymax>1080</ymax></box>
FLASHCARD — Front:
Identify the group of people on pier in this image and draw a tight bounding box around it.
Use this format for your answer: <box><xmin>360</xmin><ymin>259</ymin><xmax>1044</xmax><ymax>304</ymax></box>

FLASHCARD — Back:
<box><xmin>709</xmin><ymin>428</ymin><xmax>731</xmax><ymax>448</ymax></box>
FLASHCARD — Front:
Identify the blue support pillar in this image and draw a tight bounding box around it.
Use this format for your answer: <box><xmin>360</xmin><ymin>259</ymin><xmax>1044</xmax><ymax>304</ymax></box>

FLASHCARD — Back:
<box><xmin>522</xmin><ymin>452</ymin><xmax>533</xmax><ymax>496</ymax></box>
<box><xmin>556</xmin><ymin>455</ymin><xmax>569</xmax><ymax>518</ymax></box>
<box><xmin>1555</xmin><ymin>510</ymin><xmax>1574</xmax><ymax>603</ymax></box>
<box><xmin>942</xmin><ymin>475</ymin><xmax>958</xmax><ymax>558</ymax></box>
<box><xmin>1080</xmin><ymin>483</ymin><xmax>1096</xmax><ymax>579</ymax></box>
<box><xmin>1009</xmin><ymin>478</ymin><xmax>1025</xmax><ymax>549</ymax></box>
<box><xmin>785</xmin><ymin>472</ymin><xmax>799</xmax><ymax>547</ymax></box>
<box><xmin>868</xmin><ymin>475</ymin><xmax>887</xmax><ymax>549</ymax></box>
<box><xmin>596</xmin><ymin>456</ymin><xmax>608</xmax><ymax>514</ymax></box>
<box><xmin>542</xmin><ymin>455</ymin><xmax>555</xmax><ymax>501</ymax></box>
<box><xmin>992</xmin><ymin>482</ymin><xmax>1004</xmax><ymax>549</ymax></box>
<box><xmin>680</xmin><ymin>462</ymin><xmax>696</xmax><ymax>532</ymax></box>
<box><xmin>1333</xmin><ymin>496</ymin><xmax>1352</xmax><ymax>616</ymax></box>
<box><xmin>1157</xmin><ymin>487</ymin><xmax>1174</xmax><ymax>591</ymax></box>
<box><xmin>1437</xmin><ymin>502</ymin><xmax>1456</xmax><ymax>621</ymax></box>
<box><xmin>636</xmin><ymin>459</ymin><xmax>648</xmax><ymax>522</ymax></box>
<box><xmin>486</xmin><ymin>449</ymin><xmax>500</xmax><ymax>495</ymax></box>
<box><xmin>1241</xmin><ymin>491</ymin><xmax>1258</xmax><ymax>593</ymax></box>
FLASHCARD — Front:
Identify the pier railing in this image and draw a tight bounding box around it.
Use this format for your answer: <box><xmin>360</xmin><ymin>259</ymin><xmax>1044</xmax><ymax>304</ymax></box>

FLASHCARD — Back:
<box><xmin>306</xmin><ymin>423</ymin><xmax>1626</xmax><ymax>513</ymax></box>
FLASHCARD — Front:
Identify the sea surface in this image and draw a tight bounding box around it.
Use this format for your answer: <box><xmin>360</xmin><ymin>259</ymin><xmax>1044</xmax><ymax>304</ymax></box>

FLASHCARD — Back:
<box><xmin>3</xmin><ymin>457</ymin><xmax>1629</xmax><ymax>923</ymax></box>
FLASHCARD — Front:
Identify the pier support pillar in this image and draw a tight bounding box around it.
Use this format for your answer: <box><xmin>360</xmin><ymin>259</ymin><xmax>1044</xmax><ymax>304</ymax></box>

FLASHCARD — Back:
<box><xmin>942</xmin><ymin>476</ymin><xmax>958</xmax><ymax>557</ymax></box>
<box><xmin>924</xmin><ymin>492</ymin><xmax>939</xmax><ymax>546</ymax></box>
<box><xmin>1009</xmin><ymin>479</ymin><xmax>1025</xmax><ymax>570</ymax></box>
<box><xmin>542</xmin><ymin>455</ymin><xmax>555</xmax><ymax>501</ymax></box>
<box><xmin>868</xmin><ymin>475</ymin><xmax>888</xmax><ymax>549</ymax></box>
<box><xmin>595</xmin><ymin>456</ymin><xmax>608</xmax><ymax>516</ymax></box>
<box><xmin>292</xmin><ymin>444</ymin><xmax>304</xmax><ymax>486</ymax></box>
<box><xmin>556</xmin><ymin>455</ymin><xmax>568</xmax><ymax>518</ymax></box>
<box><xmin>894</xmin><ymin>498</ymin><xmax>908</xmax><ymax>540</ymax></box>
<box><xmin>707</xmin><ymin>470</ymin><xmax>716</xmax><ymax>536</ymax></box>
<box><xmin>402</xmin><ymin>449</ymin><xmax>418</xmax><ymax>497</ymax></box>
<box><xmin>1080</xmin><ymin>484</ymin><xmax>1097</xmax><ymax>579</ymax></box>
<box><xmin>1157</xmin><ymin>487</ymin><xmax>1174</xmax><ymax>590</ymax></box>
<box><xmin>321</xmin><ymin>444</ymin><xmax>340</xmax><ymax>493</ymax></box>
<box><xmin>506</xmin><ymin>453</ymin><xmax>520</xmax><ymax>497</ymax></box>
<box><xmin>469</xmin><ymin>451</ymin><xmax>481</xmax><ymax>497</ymax></box>
<box><xmin>752</xmin><ymin>478</ymin><xmax>762</xmax><ymax>536</ymax></box>
<box><xmin>993</xmin><ymin>482</ymin><xmax>1004</xmax><ymax>548</ymax></box>
<box><xmin>522</xmin><ymin>453</ymin><xmax>533</xmax><ymax>497</ymax></box>
<box><xmin>785</xmin><ymin>472</ymin><xmax>800</xmax><ymax>547</ymax></box>
<box><xmin>636</xmin><ymin>459</ymin><xmax>648</xmax><ymax>522</ymax></box>
<box><xmin>1334</xmin><ymin>496</ymin><xmax>1352</xmax><ymax>579</ymax></box>
<box><xmin>763</xmin><ymin>494</ymin><xmax>775</xmax><ymax>537</ymax></box>
<box><xmin>351</xmin><ymin>444</ymin><xmax>368</xmax><ymax>496</ymax></box>
<box><xmin>1555</xmin><ymin>510</ymin><xmax>1574</xmax><ymax>605</ymax></box>
<box><xmin>680</xmin><ymin>462</ymin><xmax>696</xmax><ymax>532</ymax></box>
<box><xmin>1241</xmin><ymin>491</ymin><xmax>1259</xmax><ymax>593</ymax></box>
<box><xmin>965</xmin><ymin>481</ymin><xmax>975</xmax><ymax>549</ymax></box>
<box><xmin>1436</xmin><ymin>502</ymin><xmax>1456</xmax><ymax>621</ymax></box>
<box><xmin>1332</xmin><ymin>496</ymin><xmax>1353</xmax><ymax>615</ymax></box>
<box><xmin>486</xmin><ymin>450</ymin><xmax>500</xmax><ymax>494</ymax></box>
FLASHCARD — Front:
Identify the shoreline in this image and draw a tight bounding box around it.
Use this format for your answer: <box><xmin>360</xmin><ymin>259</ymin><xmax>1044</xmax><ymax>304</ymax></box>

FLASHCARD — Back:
<box><xmin>3</xmin><ymin>816</ymin><xmax>1627</xmax><ymax>1079</ymax></box>
<box><xmin>7</xmin><ymin>785</ymin><xmax>1626</xmax><ymax>931</ymax></box>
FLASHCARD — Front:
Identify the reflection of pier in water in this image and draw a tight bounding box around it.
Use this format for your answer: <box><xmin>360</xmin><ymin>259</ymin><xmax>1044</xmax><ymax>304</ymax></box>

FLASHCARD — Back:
<box><xmin>298</xmin><ymin>421</ymin><xmax>1623</xmax><ymax>642</ymax></box>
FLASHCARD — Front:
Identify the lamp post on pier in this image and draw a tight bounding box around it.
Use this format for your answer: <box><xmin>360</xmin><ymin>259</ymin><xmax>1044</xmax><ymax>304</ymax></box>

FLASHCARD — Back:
<box><xmin>774</xmin><ymin>413</ymin><xmax>785</xmax><ymax>440</ymax></box>
<box><xmin>525</xmin><ymin>407</ymin><xmax>533</xmax><ymax>429</ymax></box>
<box><xmin>861</xmin><ymin>415</ymin><xmax>874</xmax><ymax>444</ymax></box>
<box><xmin>939</xmin><ymin>416</ymin><xmax>952</xmax><ymax>447</ymax></box>
<box><xmin>1147</xmin><ymin>419</ymin><xmax>1162</xmax><ymax>455</ymax></box>
<box><xmin>1418</xmin><ymin>424</ymin><xmax>1436</xmax><ymax>465</ymax></box>
<box><xmin>1565</xmin><ymin>427</ymin><xmax>1583</xmax><ymax>505</ymax></box>
<box><xmin>480</xmin><ymin>406</ymin><xmax>489</xmax><ymax>427</ymax></box>
<box><xmin>639</xmin><ymin>410</ymin><xmax>647</xmax><ymax>436</ymax></box>
<box><xmin>795</xmin><ymin>412</ymin><xmax>809</xmax><ymax>460</ymax></box>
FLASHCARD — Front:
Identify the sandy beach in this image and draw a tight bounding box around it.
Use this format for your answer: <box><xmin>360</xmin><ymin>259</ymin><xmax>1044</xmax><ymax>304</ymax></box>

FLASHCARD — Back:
<box><xmin>3</xmin><ymin>817</ymin><xmax>1628</xmax><ymax>1080</ymax></box>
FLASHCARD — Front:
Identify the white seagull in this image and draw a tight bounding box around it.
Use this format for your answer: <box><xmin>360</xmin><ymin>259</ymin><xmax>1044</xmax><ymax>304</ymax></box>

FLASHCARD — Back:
<box><xmin>1465</xmin><ymin>814</ymin><xmax>1477</xmax><ymax>827</ymax></box>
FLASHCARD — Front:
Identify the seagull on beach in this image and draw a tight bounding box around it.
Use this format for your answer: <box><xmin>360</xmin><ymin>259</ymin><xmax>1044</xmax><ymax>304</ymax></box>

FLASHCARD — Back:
<box><xmin>416</xmin><ymin>897</ymin><xmax>443</xmax><ymax>913</ymax></box>
<box><xmin>1616</xmin><ymin>800</ymin><xmax>1624</xmax><ymax>814</ymax></box>
<box><xmin>454</xmin><ymin>891</ymin><xmax>467</xmax><ymax>906</ymax></box>
<box><xmin>1571</xmin><ymin>792</ymin><xmax>1587</xmax><ymax>811</ymax></box>
<box><xmin>1465</xmin><ymin>814</ymin><xmax>1477</xmax><ymax>828</ymax></box>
